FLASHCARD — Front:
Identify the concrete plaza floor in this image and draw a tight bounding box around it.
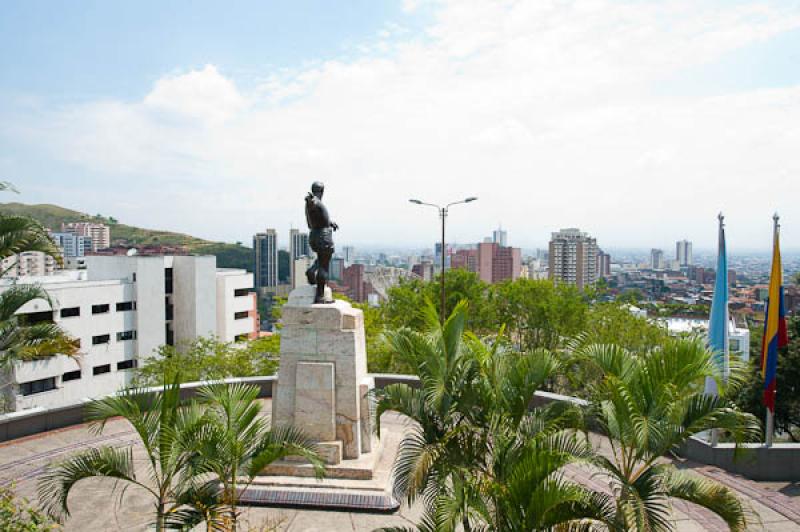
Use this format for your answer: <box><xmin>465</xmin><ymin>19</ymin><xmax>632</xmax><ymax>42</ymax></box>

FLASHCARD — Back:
<box><xmin>1</xmin><ymin>399</ymin><xmax>799</xmax><ymax>531</ymax></box>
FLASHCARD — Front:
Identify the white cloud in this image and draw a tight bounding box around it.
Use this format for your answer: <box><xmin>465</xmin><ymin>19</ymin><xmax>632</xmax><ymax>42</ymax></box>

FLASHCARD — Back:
<box><xmin>143</xmin><ymin>65</ymin><xmax>247</xmax><ymax>123</ymax></box>
<box><xmin>8</xmin><ymin>0</ymin><xmax>800</xmax><ymax>250</ymax></box>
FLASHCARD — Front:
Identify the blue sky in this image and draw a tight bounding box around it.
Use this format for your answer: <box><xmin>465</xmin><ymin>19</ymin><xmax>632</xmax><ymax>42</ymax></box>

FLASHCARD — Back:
<box><xmin>0</xmin><ymin>1</ymin><xmax>426</xmax><ymax>100</ymax></box>
<box><xmin>2</xmin><ymin>1</ymin><xmax>800</xmax><ymax>251</ymax></box>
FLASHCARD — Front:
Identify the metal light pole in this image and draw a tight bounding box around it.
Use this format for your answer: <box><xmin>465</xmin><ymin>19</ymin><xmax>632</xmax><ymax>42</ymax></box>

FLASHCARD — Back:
<box><xmin>409</xmin><ymin>197</ymin><xmax>478</xmax><ymax>324</ymax></box>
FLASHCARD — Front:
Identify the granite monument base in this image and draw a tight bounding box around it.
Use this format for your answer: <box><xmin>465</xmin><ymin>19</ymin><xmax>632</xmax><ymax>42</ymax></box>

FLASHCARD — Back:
<box><xmin>248</xmin><ymin>286</ymin><xmax>397</xmax><ymax>511</ymax></box>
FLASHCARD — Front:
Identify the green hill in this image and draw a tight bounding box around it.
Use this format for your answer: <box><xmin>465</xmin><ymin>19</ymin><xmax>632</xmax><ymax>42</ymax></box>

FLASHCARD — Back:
<box><xmin>0</xmin><ymin>202</ymin><xmax>253</xmax><ymax>271</ymax></box>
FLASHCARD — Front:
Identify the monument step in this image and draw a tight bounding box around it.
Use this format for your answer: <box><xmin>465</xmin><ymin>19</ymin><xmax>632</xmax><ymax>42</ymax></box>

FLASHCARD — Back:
<box><xmin>236</xmin><ymin>484</ymin><xmax>399</xmax><ymax>512</ymax></box>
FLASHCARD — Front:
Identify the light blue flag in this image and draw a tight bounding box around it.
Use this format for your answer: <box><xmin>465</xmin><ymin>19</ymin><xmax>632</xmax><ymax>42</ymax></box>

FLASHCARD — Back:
<box><xmin>705</xmin><ymin>213</ymin><xmax>729</xmax><ymax>396</ymax></box>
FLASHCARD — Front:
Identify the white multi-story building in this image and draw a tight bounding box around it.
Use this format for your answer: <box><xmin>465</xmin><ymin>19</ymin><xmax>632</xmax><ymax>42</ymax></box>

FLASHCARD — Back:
<box><xmin>1</xmin><ymin>255</ymin><xmax>256</xmax><ymax>412</ymax></box>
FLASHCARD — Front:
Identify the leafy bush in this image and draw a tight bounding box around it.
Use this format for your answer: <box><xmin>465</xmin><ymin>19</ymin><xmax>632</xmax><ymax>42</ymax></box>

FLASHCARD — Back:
<box><xmin>0</xmin><ymin>485</ymin><xmax>60</xmax><ymax>531</ymax></box>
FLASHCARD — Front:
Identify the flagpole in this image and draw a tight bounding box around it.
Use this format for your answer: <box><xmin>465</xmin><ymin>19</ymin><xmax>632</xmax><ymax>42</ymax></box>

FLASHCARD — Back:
<box><xmin>765</xmin><ymin>213</ymin><xmax>779</xmax><ymax>447</ymax></box>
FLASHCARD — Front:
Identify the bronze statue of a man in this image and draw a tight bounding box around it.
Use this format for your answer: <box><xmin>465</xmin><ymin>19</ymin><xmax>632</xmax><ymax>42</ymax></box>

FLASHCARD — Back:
<box><xmin>305</xmin><ymin>181</ymin><xmax>338</xmax><ymax>303</ymax></box>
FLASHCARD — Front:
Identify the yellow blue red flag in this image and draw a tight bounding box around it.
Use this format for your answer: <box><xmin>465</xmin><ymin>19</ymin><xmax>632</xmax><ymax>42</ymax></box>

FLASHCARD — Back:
<box><xmin>761</xmin><ymin>215</ymin><xmax>788</xmax><ymax>413</ymax></box>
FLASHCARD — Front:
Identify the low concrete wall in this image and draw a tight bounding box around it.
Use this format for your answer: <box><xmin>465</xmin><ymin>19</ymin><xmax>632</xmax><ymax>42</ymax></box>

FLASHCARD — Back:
<box><xmin>0</xmin><ymin>376</ymin><xmax>276</xmax><ymax>443</ymax></box>
<box><xmin>3</xmin><ymin>373</ymin><xmax>799</xmax><ymax>482</ymax></box>
<box><xmin>682</xmin><ymin>436</ymin><xmax>800</xmax><ymax>481</ymax></box>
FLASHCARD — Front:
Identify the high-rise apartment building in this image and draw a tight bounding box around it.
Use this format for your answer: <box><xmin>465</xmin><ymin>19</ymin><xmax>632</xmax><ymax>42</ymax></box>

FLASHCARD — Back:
<box><xmin>61</xmin><ymin>222</ymin><xmax>111</xmax><ymax>251</ymax></box>
<box><xmin>289</xmin><ymin>229</ymin><xmax>311</xmax><ymax>288</ymax></box>
<box><xmin>596</xmin><ymin>249</ymin><xmax>611</xmax><ymax>278</ymax></box>
<box><xmin>650</xmin><ymin>248</ymin><xmax>665</xmax><ymax>270</ymax></box>
<box><xmin>548</xmin><ymin>228</ymin><xmax>598</xmax><ymax>290</ymax></box>
<box><xmin>676</xmin><ymin>240</ymin><xmax>693</xmax><ymax>266</ymax></box>
<box><xmin>253</xmin><ymin>229</ymin><xmax>278</xmax><ymax>289</ymax></box>
<box><xmin>492</xmin><ymin>227</ymin><xmax>507</xmax><ymax>247</ymax></box>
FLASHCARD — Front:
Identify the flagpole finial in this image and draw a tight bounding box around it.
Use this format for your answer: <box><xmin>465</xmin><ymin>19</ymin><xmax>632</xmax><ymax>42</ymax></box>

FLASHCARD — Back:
<box><xmin>718</xmin><ymin>212</ymin><xmax>724</xmax><ymax>226</ymax></box>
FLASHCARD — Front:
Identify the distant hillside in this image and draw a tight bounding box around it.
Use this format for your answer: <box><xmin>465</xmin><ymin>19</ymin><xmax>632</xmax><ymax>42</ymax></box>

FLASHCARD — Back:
<box><xmin>0</xmin><ymin>202</ymin><xmax>253</xmax><ymax>271</ymax></box>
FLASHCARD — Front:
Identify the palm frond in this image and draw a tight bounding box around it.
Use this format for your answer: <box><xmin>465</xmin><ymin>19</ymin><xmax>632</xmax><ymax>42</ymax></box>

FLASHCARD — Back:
<box><xmin>37</xmin><ymin>446</ymin><xmax>142</xmax><ymax>522</ymax></box>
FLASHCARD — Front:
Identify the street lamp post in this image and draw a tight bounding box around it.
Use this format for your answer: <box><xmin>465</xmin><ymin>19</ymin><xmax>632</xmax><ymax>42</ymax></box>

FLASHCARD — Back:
<box><xmin>409</xmin><ymin>197</ymin><xmax>478</xmax><ymax>324</ymax></box>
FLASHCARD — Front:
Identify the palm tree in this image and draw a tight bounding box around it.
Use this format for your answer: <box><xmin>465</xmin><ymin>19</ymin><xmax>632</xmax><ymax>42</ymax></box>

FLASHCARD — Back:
<box><xmin>0</xmin><ymin>284</ymin><xmax>78</xmax><ymax>367</ymax></box>
<box><xmin>37</xmin><ymin>380</ymin><xmax>215</xmax><ymax>531</ymax></box>
<box><xmin>0</xmin><ymin>215</ymin><xmax>62</xmax><ymax>274</ymax></box>
<box><xmin>0</xmin><ymin>185</ymin><xmax>77</xmax><ymax>409</ymax></box>
<box><xmin>376</xmin><ymin>302</ymin><xmax>607</xmax><ymax>531</ymax></box>
<box><xmin>193</xmin><ymin>382</ymin><xmax>324</xmax><ymax>532</ymax></box>
<box><xmin>576</xmin><ymin>338</ymin><xmax>761</xmax><ymax>531</ymax></box>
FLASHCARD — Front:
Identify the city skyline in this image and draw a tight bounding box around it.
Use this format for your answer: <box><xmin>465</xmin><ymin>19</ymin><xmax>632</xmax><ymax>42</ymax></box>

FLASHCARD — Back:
<box><xmin>3</xmin><ymin>1</ymin><xmax>800</xmax><ymax>249</ymax></box>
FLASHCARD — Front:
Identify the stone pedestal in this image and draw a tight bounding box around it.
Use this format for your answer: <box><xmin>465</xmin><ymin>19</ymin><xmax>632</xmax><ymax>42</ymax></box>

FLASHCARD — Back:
<box><xmin>271</xmin><ymin>286</ymin><xmax>375</xmax><ymax>465</ymax></box>
<box><xmin>248</xmin><ymin>285</ymin><xmax>401</xmax><ymax>511</ymax></box>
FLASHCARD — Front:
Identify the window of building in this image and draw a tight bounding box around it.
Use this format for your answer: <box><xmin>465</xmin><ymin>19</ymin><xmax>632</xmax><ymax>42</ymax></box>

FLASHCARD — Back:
<box><xmin>22</xmin><ymin>310</ymin><xmax>54</xmax><ymax>324</ymax></box>
<box><xmin>116</xmin><ymin>301</ymin><xmax>135</xmax><ymax>312</ymax></box>
<box><xmin>92</xmin><ymin>304</ymin><xmax>110</xmax><ymax>314</ymax></box>
<box><xmin>165</xmin><ymin>268</ymin><xmax>174</xmax><ymax>294</ymax></box>
<box><xmin>62</xmin><ymin>370</ymin><xmax>82</xmax><ymax>382</ymax></box>
<box><xmin>116</xmin><ymin>330</ymin><xmax>136</xmax><ymax>341</ymax></box>
<box><xmin>92</xmin><ymin>334</ymin><xmax>110</xmax><ymax>345</ymax></box>
<box><xmin>20</xmin><ymin>377</ymin><xmax>56</xmax><ymax>396</ymax></box>
<box><xmin>60</xmin><ymin>307</ymin><xmax>80</xmax><ymax>318</ymax></box>
<box><xmin>117</xmin><ymin>360</ymin><xmax>137</xmax><ymax>371</ymax></box>
<box><xmin>93</xmin><ymin>364</ymin><xmax>111</xmax><ymax>375</ymax></box>
<box><xmin>234</xmin><ymin>288</ymin><xmax>250</xmax><ymax>297</ymax></box>
<box><xmin>234</xmin><ymin>311</ymin><xmax>249</xmax><ymax>320</ymax></box>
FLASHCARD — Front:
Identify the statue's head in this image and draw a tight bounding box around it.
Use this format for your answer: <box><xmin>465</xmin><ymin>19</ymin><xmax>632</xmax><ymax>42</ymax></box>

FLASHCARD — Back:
<box><xmin>311</xmin><ymin>181</ymin><xmax>325</xmax><ymax>199</ymax></box>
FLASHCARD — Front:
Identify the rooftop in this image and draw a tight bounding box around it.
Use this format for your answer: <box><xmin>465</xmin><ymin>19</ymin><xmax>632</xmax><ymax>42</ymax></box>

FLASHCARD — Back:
<box><xmin>2</xmin><ymin>399</ymin><xmax>798</xmax><ymax>531</ymax></box>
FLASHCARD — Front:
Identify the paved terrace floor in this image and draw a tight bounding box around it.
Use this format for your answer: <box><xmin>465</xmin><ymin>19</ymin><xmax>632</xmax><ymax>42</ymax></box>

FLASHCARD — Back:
<box><xmin>1</xmin><ymin>399</ymin><xmax>798</xmax><ymax>531</ymax></box>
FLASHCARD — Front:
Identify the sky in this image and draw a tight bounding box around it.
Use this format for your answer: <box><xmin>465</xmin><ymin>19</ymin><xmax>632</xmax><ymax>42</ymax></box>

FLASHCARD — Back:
<box><xmin>2</xmin><ymin>0</ymin><xmax>800</xmax><ymax>252</ymax></box>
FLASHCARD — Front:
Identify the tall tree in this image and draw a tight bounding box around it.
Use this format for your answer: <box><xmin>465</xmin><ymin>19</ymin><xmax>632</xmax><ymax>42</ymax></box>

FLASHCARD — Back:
<box><xmin>492</xmin><ymin>278</ymin><xmax>587</xmax><ymax>351</ymax></box>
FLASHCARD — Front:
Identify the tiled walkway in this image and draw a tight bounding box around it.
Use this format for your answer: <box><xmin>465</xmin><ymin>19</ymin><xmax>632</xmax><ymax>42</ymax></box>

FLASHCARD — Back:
<box><xmin>1</xmin><ymin>400</ymin><xmax>798</xmax><ymax>531</ymax></box>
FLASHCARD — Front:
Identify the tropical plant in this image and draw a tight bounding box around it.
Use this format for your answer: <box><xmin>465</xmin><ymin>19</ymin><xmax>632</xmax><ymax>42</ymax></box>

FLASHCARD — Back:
<box><xmin>0</xmin><ymin>215</ymin><xmax>63</xmax><ymax>274</ymax></box>
<box><xmin>37</xmin><ymin>380</ymin><xmax>215</xmax><ymax>531</ymax></box>
<box><xmin>735</xmin><ymin>317</ymin><xmax>800</xmax><ymax>442</ymax></box>
<box><xmin>0</xmin><ymin>285</ymin><xmax>79</xmax><ymax>367</ymax></box>
<box><xmin>492</xmin><ymin>277</ymin><xmax>588</xmax><ymax>352</ymax></box>
<box><xmin>576</xmin><ymin>337</ymin><xmax>762</xmax><ymax>531</ymax></box>
<box><xmin>375</xmin><ymin>302</ymin><xmax>607</xmax><ymax>531</ymax></box>
<box><xmin>0</xmin><ymin>484</ymin><xmax>60</xmax><ymax>531</ymax></box>
<box><xmin>192</xmin><ymin>382</ymin><xmax>323</xmax><ymax>532</ymax></box>
<box><xmin>134</xmin><ymin>336</ymin><xmax>280</xmax><ymax>386</ymax></box>
<box><xmin>0</xmin><ymin>182</ymin><xmax>76</xmax><ymax>376</ymax></box>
